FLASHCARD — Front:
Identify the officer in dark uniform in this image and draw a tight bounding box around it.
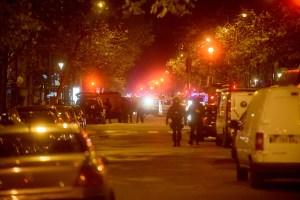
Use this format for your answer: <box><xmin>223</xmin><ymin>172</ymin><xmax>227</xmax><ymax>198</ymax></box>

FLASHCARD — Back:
<box><xmin>187</xmin><ymin>98</ymin><xmax>205</xmax><ymax>145</ymax></box>
<box><xmin>166</xmin><ymin>97</ymin><xmax>187</xmax><ymax>147</ymax></box>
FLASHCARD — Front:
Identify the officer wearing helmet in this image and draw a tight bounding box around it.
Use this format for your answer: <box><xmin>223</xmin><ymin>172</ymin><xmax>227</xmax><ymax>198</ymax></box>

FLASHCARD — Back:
<box><xmin>166</xmin><ymin>97</ymin><xmax>187</xmax><ymax>147</ymax></box>
<box><xmin>186</xmin><ymin>98</ymin><xmax>205</xmax><ymax>145</ymax></box>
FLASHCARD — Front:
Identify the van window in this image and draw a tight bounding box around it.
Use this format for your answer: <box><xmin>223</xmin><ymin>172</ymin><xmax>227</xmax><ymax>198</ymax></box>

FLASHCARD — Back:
<box><xmin>218</xmin><ymin>93</ymin><xmax>228</xmax><ymax>116</ymax></box>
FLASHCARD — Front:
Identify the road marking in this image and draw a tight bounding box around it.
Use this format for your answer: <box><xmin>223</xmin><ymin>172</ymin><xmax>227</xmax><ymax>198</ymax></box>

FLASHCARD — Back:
<box><xmin>147</xmin><ymin>131</ymin><xmax>159</xmax><ymax>134</ymax></box>
<box><xmin>89</xmin><ymin>130</ymin><xmax>190</xmax><ymax>135</ymax></box>
<box><xmin>87</xmin><ymin>131</ymin><xmax>97</xmax><ymax>134</ymax></box>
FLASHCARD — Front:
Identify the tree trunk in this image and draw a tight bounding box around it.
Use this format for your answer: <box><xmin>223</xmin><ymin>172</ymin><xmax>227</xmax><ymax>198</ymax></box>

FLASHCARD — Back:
<box><xmin>0</xmin><ymin>49</ymin><xmax>8</xmax><ymax>113</ymax></box>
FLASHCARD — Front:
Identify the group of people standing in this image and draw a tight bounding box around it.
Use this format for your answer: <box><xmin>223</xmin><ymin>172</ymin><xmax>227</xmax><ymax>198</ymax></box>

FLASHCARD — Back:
<box><xmin>104</xmin><ymin>95</ymin><xmax>205</xmax><ymax>147</ymax></box>
<box><xmin>166</xmin><ymin>97</ymin><xmax>205</xmax><ymax>147</ymax></box>
<box><xmin>103</xmin><ymin>97</ymin><xmax>146</xmax><ymax>124</ymax></box>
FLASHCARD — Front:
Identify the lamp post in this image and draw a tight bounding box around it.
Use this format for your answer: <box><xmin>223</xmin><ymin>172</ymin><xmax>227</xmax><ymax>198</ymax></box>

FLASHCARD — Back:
<box><xmin>57</xmin><ymin>62</ymin><xmax>64</xmax><ymax>102</ymax></box>
<box><xmin>206</xmin><ymin>45</ymin><xmax>215</xmax><ymax>99</ymax></box>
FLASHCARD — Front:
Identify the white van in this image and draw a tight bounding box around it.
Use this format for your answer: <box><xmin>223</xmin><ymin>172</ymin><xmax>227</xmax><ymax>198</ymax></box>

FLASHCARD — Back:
<box><xmin>215</xmin><ymin>88</ymin><xmax>256</xmax><ymax>147</ymax></box>
<box><xmin>235</xmin><ymin>86</ymin><xmax>300</xmax><ymax>188</ymax></box>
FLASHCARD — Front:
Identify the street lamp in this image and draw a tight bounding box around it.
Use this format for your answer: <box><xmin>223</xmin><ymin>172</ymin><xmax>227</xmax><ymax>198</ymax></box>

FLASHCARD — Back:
<box><xmin>58</xmin><ymin>62</ymin><xmax>64</xmax><ymax>70</ymax></box>
<box><xmin>241</xmin><ymin>13</ymin><xmax>247</xmax><ymax>18</ymax></box>
<box><xmin>208</xmin><ymin>47</ymin><xmax>214</xmax><ymax>54</ymax></box>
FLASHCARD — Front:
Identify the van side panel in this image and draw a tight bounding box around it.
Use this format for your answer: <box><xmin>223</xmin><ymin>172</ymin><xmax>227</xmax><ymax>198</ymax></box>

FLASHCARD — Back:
<box><xmin>238</xmin><ymin>90</ymin><xmax>266</xmax><ymax>165</ymax></box>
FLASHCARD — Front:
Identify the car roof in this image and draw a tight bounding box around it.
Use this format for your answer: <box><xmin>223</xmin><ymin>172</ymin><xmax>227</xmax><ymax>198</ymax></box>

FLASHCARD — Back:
<box><xmin>0</xmin><ymin>124</ymin><xmax>81</xmax><ymax>135</ymax></box>
<box><xmin>15</xmin><ymin>105</ymin><xmax>58</xmax><ymax>111</ymax></box>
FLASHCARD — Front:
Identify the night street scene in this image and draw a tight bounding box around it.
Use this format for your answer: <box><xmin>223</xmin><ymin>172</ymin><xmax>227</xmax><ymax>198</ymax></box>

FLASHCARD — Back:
<box><xmin>0</xmin><ymin>0</ymin><xmax>300</xmax><ymax>200</ymax></box>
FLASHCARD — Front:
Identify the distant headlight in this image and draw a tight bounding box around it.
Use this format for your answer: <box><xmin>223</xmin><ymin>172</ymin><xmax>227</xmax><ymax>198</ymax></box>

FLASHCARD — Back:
<box><xmin>36</xmin><ymin>126</ymin><xmax>47</xmax><ymax>133</ymax></box>
<box><xmin>144</xmin><ymin>97</ymin><xmax>154</xmax><ymax>107</ymax></box>
<box><xmin>187</xmin><ymin>115</ymin><xmax>191</xmax><ymax>121</ymax></box>
<box><xmin>63</xmin><ymin>123</ymin><xmax>68</xmax><ymax>128</ymax></box>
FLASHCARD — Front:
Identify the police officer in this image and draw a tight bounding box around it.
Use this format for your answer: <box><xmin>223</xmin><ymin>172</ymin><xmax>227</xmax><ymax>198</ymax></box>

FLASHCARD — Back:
<box><xmin>166</xmin><ymin>97</ymin><xmax>187</xmax><ymax>147</ymax></box>
<box><xmin>104</xmin><ymin>98</ymin><xmax>112</xmax><ymax>123</ymax></box>
<box><xmin>186</xmin><ymin>98</ymin><xmax>205</xmax><ymax>145</ymax></box>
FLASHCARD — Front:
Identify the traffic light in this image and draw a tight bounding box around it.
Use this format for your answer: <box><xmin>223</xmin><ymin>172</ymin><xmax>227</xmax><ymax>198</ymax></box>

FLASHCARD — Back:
<box><xmin>231</xmin><ymin>82</ymin><xmax>237</xmax><ymax>89</ymax></box>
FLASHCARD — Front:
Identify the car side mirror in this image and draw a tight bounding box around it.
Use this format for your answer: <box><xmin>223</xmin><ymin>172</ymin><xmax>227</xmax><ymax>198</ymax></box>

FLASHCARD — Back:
<box><xmin>0</xmin><ymin>113</ymin><xmax>15</xmax><ymax>125</ymax></box>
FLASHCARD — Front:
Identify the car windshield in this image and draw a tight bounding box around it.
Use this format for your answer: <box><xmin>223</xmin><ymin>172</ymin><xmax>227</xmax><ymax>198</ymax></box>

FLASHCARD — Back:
<box><xmin>0</xmin><ymin>132</ymin><xmax>86</xmax><ymax>157</ymax></box>
<box><xmin>18</xmin><ymin>111</ymin><xmax>58</xmax><ymax>124</ymax></box>
<box><xmin>56</xmin><ymin>107</ymin><xmax>77</xmax><ymax>123</ymax></box>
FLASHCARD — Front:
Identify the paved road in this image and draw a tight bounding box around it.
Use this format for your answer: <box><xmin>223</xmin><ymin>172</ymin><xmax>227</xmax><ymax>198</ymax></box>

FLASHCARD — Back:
<box><xmin>86</xmin><ymin>115</ymin><xmax>300</xmax><ymax>200</ymax></box>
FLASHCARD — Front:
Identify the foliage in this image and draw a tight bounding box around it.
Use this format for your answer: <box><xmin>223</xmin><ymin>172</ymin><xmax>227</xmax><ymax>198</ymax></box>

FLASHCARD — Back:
<box><xmin>1</xmin><ymin>0</ymin><xmax>154</xmax><ymax>100</ymax></box>
<box><xmin>0</xmin><ymin>0</ymin><xmax>43</xmax><ymax>112</ymax></box>
<box><xmin>75</xmin><ymin>17</ymin><xmax>154</xmax><ymax>92</ymax></box>
<box><xmin>216</xmin><ymin>6</ymin><xmax>300</xmax><ymax>87</ymax></box>
<box><xmin>0</xmin><ymin>0</ymin><xmax>42</xmax><ymax>53</ymax></box>
<box><xmin>122</xmin><ymin>0</ymin><xmax>196</xmax><ymax>17</ymax></box>
<box><xmin>166</xmin><ymin>24</ymin><xmax>218</xmax><ymax>91</ymax></box>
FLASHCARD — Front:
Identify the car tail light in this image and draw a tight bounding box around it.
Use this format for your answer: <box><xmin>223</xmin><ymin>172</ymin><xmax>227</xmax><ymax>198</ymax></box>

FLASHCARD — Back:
<box><xmin>255</xmin><ymin>132</ymin><xmax>264</xmax><ymax>151</ymax></box>
<box><xmin>75</xmin><ymin>165</ymin><xmax>104</xmax><ymax>186</ymax></box>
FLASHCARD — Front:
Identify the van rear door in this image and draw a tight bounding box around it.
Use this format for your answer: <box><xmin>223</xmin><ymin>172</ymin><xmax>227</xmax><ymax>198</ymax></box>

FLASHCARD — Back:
<box><xmin>263</xmin><ymin>87</ymin><xmax>300</xmax><ymax>163</ymax></box>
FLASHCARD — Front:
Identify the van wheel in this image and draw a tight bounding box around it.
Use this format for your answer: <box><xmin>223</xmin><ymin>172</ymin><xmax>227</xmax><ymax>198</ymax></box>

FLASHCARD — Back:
<box><xmin>236</xmin><ymin>160</ymin><xmax>248</xmax><ymax>181</ymax></box>
<box><xmin>249</xmin><ymin>162</ymin><xmax>263</xmax><ymax>188</ymax></box>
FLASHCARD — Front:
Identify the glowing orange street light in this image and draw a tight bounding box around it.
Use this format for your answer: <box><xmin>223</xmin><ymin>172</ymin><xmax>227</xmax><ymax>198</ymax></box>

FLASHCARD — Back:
<box><xmin>97</xmin><ymin>1</ymin><xmax>105</xmax><ymax>8</ymax></box>
<box><xmin>292</xmin><ymin>0</ymin><xmax>300</xmax><ymax>6</ymax></box>
<box><xmin>208</xmin><ymin>47</ymin><xmax>214</xmax><ymax>54</ymax></box>
<box><xmin>91</xmin><ymin>81</ymin><xmax>95</xmax><ymax>86</ymax></box>
<box><xmin>241</xmin><ymin>13</ymin><xmax>247</xmax><ymax>18</ymax></box>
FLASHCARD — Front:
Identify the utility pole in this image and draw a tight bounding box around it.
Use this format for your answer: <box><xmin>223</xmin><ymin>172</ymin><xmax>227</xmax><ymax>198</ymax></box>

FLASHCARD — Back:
<box><xmin>186</xmin><ymin>56</ymin><xmax>192</xmax><ymax>94</ymax></box>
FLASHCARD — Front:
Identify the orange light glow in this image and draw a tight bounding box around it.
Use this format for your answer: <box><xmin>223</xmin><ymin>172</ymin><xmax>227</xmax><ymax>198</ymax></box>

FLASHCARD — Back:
<box><xmin>292</xmin><ymin>0</ymin><xmax>300</xmax><ymax>6</ymax></box>
<box><xmin>208</xmin><ymin>47</ymin><xmax>214</xmax><ymax>54</ymax></box>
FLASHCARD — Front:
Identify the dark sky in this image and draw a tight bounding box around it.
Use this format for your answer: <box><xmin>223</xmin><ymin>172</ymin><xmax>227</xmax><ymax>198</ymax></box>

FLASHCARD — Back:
<box><xmin>126</xmin><ymin>0</ymin><xmax>280</xmax><ymax>92</ymax></box>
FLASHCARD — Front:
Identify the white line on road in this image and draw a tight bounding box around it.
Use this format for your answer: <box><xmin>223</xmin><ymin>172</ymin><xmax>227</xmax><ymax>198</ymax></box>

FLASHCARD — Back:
<box><xmin>147</xmin><ymin>131</ymin><xmax>159</xmax><ymax>134</ymax></box>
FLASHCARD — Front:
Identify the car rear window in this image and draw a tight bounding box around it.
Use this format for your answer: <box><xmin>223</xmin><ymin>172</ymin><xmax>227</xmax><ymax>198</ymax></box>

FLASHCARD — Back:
<box><xmin>0</xmin><ymin>132</ymin><xmax>86</xmax><ymax>157</ymax></box>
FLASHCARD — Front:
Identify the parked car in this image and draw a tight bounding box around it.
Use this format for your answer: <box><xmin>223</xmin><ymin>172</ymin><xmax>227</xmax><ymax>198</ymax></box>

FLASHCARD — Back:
<box><xmin>0</xmin><ymin>112</ymin><xmax>23</xmax><ymax>126</ymax></box>
<box><xmin>0</xmin><ymin>124</ymin><xmax>115</xmax><ymax>199</ymax></box>
<box><xmin>56</xmin><ymin>105</ymin><xmax>80</xmax><ymax>130</ymax></box>
<box><xmin>72</xmin><ymin>105</ymin><xmax>86</xmax><ymax>129</ymax></box>
<box><xmin>234</xmin><ymin>86</ymin><xmax>300</xmax><ymax>188</ymax></box>
<box><xmin>8</xmin><ymin>105</ymin><xmax>62</xmax><ymax>125</ymax></box>
<box><xmin>215</xmin><ymin>88</ymin><xmax>256</xmax><ymax>147</ymax></box>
